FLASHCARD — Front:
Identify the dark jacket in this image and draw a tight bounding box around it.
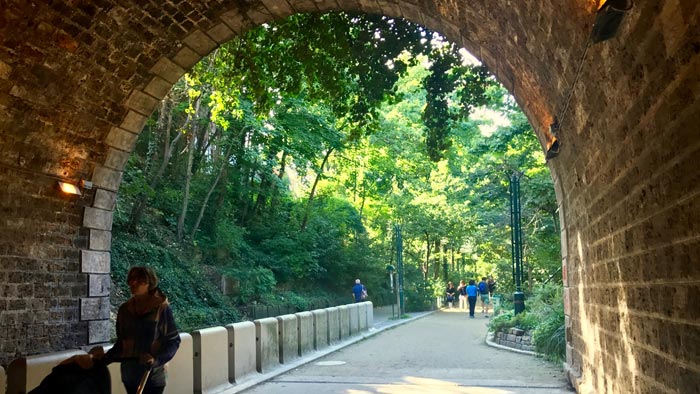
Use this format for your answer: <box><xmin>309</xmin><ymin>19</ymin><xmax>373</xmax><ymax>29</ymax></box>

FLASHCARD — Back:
<box><xmin>105</xmin><ymin>288</ymin><xmax>180</xmax><ymax>390</ymax></box>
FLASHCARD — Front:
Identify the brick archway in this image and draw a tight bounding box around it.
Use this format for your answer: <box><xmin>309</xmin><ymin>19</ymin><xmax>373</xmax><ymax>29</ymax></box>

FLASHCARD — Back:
<box><xmin>1</xmin><ymin>1</ymin><xmax>698</xmax><ymax>392</ymax></box>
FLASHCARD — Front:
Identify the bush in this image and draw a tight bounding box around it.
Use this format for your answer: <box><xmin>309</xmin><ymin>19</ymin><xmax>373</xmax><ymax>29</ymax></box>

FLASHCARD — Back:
<box><xmin>488</xmin><ymin>283</ymin><xmax>565</xmax><ymax>363</ymax></box>
<box><xmin>532</xmin><ymin>302</ymin><xmax>565</xmax><ymax>362</ymax></box>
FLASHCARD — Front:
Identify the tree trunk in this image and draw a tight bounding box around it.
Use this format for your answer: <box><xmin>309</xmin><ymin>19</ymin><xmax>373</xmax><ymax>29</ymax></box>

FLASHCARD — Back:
<box><xmin>189</xmin><ymin>128</ymin><xmax>233</xmax><ymax>241</ymax></box>
<box><xmin>128</xmin><ymin>96</ymin><xmax>182</xmax><ymax>230</ymax></box>
<box><xmin>300</xmin><ymin>147</ymin><xmax>334</xmax><ymax>232</ymax></box>
<box><xmin>176</xmin><ymin>93</ymin><xmax>203</xmax><ymax>240</ymax></box>
<box><xmin>423</xmin><ymin>231</ymin><xmax>431</xmax><ymax>281</ymax></box>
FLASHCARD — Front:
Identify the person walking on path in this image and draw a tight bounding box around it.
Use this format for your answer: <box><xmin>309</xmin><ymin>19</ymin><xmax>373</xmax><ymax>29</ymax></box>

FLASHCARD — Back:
<box><xmin>352</xmin><ymin>279</ymin><xmax>367</xmax><ymax>303</ymax></box>
<box><xmin>445</xmin><ymin>281</ymin><xmax>456</xmax><ymax>308</ymax></box>
<box><xmin>96</xmin><ymin>266</ymin><xmax>181</xmax><ymax>394</ymax></box>
<box><xmin>457</xmin><ymin>280</ymin><xmax>468</xmax><ymax>310</ymax></box>
<box><xmin>466</xmin><ymin>279</ymin><xmax>479</xmax><ymax>318</ymax></box>
<box><xmin>478</xmin><ymin>277</ymin><xmax>490</xmax><ymax>317</ymax></box>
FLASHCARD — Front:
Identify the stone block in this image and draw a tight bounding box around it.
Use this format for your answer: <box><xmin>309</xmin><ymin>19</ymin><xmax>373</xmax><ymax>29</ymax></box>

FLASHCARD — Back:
<box><xmin>246</xmin><ymin>2</ymin><xmax>274</xmax><ymax>24</ymax></box>
<box><xmin>220</xmin><ymin>8</ymin><xmax>249</xmax><ymax>34</ymax></box>
<box><xmin>88</xmin><ymin>319</ymin><xmax>111</xmax><ymax>344</ymax></box>
<box><xmin>93</xmin><ymin>189</ymin><xmax>117</xmax><ymax>211</ymax></box>
<box><xmin>291</xmin><ymin>0</ymin><xmax>317</xmax><ymax>13</ymax></box>
<box><xmin>124</xmin><ymin>90</ymin><xmax>159</xmax><ymax>116</ymax></box>
<box><xmin>88</xmin><ymin>274</ymin><xmax>110</xmax><ymax>297</ymax></box>
<box><xmin>143</xmin><ymin>76</ymin><xmax>172</xmax><ymax>100</ymax></box>
<box><xmin>92</xmin><ymin>166</ymin><xmax>122</xmax><ymax>192</ymax></box>
<box><xmin>260</xmin><ymin>0</ymin><xmax>293</xmax><ymax>19</ymax></box>
<box><xmin>104</xmin><ymin>127</ymin><xmax>138</xmax><ymax>152</ymax></box>
<box><xmin>80</xmin><ymin>297</ymin><xmax>110</xmax><ymax>320</ymax></box>
<box><xmin>150</xmin><ymin>57</ymin><xmax>186</xmax><ymax>84</ymax></box>
<box><xmin>120</xmin><ymin>110</ymin><xmax>148</xmax><ymax>134</ymax></box>
<box><xmin>83</xmin><ymin>207</ymin><xmax>113</xmax><ymax>231</ymax></box>
<box><xmin>104</xmin><ymin>147</ymin><xmax>130</xmax><ymax>171</ymax></box>
<box><xmin>81</xmin><ymin>250</ymin><xmax>110</xmax><ymax>273</ymax></box>
<box><xmin>182</xmin><ymin>30</ymin><xmax>217</xmax><ymax>56</ymax></box>
<box><xmin>207</xmin><ymin>23</ymin><xmax>235</xmax><ymax>44</ymax></box>
<box><xmin>172</xmin><ymin>46</ymin><xmax>201</xmax><ymax>70</ymax></box>
<box><xmin>88</xmin><ymin>229</ymin><xmax>112</xmax><ymax>252</ymax></box>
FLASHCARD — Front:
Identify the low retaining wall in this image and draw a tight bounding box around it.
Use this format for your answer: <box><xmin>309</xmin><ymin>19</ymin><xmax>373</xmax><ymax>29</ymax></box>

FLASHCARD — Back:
<box><xmin>493</xmin><ymin>328</ymin><xmax>536</xmax><ymax>352</ymax></box>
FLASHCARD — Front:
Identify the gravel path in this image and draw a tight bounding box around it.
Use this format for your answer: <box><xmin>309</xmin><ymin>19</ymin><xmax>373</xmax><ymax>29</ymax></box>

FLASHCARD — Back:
<box><xmin>241</xmin><ymin>308</ymin><xmax>575</xmax><ymax>394</ymax></box>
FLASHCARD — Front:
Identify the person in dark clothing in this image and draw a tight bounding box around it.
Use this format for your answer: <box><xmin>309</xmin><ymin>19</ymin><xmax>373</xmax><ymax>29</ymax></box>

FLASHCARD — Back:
<box><xmin>478</xmin><ymin>277</ymin><xmax>490</xmax><ymax>317</ymax></box>
<box><xmin>28</xmin><ymin>358</ymin><xmax>111</xmax><ymax>394</ymax></box>
<box><xmin>96</xmin><ymin>266</ymin><xmax>181</xmax><ymax>394</ymax></box>
<box><xmin>466</xmin><ymin>279</ymin><xmax>479</xmax><ymax>318</ymax></box>
<box><xmin>352</xmin><ymin>279</ymin><xmax>367</xmax><ymax>302</ymax></box>
<box><xmin>445</xmin><ymin>281</ymin><xmax>456</xmax><ymax>308</ymax></box>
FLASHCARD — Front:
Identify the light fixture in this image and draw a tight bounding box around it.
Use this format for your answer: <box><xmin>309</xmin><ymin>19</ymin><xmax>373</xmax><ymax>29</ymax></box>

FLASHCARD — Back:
<box><xmin>58</xmin><ymin>181</ymin><xmax>82</xmax><ymax>196</ymax></box>
<box><xmin>545</xmin><ymin>118</ymin><xmax>561</xmax><ymax>160</ymax></box>
<box><xmin>590</xmin><ymin>0</ymin><xmax>633</xmax><ymax>43</ymax></box>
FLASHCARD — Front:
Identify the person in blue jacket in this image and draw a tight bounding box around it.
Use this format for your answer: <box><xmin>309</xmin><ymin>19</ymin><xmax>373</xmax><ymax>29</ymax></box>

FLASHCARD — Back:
<box><xmin>98</xmin><ymin>266</ymin><xmax>181</xmax><ymax>394</ymax></box>
<box><xmin>352</xmin><ymin>279</ymin><xmax>367</xmax><ymax>302</ymax></box>
<box><xmin>466</xmin><ymin>279</ymin><xmax>479</xmax><ymax>318</ymax></box>
<box><xmin>478</xmin><ymin>277</ymin><xmax>491</xmax><ymax>317</ymax></box>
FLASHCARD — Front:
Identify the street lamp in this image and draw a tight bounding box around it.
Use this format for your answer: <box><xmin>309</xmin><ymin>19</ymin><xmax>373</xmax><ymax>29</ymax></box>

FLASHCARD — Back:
<box><xmin>510</xmin><ymin>172</ymin><xmax>525</xmax><ymax>315</ymax></box>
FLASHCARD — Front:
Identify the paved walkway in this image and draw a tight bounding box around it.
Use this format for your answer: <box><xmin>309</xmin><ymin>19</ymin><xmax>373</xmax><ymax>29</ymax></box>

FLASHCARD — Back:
<box><xmin>235</xmin><ymin>307</ymin><xmax>575</xmax><ymax>394</ymax></box>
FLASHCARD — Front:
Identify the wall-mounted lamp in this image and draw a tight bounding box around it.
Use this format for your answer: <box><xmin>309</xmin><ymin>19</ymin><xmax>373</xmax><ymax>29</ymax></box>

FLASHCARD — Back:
<box><xmin>545</xmin><ymin>118</ymin><xmax>561</xmax><ymax>160</ymax></box>
<box><xmin>591</xmin><ymin>0</ymin><xmax>633</xmax><ymax>43</ymax></box>
<box><xmin>58</xmin><ymin>181</ymin><xmax>82</xmax><ymax>196</ymax></box>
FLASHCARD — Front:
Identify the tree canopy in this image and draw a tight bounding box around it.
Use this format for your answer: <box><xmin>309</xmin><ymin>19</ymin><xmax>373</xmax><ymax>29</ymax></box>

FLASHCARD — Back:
<box><xmin>112</xmin><ymin>11</ymin><xmax>560</xmax><ymax>331</ymax></box>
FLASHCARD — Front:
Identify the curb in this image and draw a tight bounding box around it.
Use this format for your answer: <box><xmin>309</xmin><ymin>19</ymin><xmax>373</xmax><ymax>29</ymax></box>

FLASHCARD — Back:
<box><xmin>221</xmin><ymin>309</ymin><xmax>437</xmax><ymax>394</ymax></box>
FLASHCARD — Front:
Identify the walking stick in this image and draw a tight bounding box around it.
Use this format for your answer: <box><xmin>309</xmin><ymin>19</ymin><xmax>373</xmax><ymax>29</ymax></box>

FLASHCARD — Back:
<box><xmin>136</xmin><ymin>363</ymin><xmax>153</xmax><ymax>394</ymax></box>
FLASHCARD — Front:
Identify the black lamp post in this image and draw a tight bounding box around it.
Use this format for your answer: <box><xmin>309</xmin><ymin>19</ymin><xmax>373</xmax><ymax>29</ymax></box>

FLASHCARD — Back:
<box><xmin>510</xmin><ymin>172</ymin><xmax>525</xmax><ymax>315</ymax></box>
<box><xmin>394</xmin><ymin>224</ymin><xmax>405</xmax><ymax>316</ymax></box>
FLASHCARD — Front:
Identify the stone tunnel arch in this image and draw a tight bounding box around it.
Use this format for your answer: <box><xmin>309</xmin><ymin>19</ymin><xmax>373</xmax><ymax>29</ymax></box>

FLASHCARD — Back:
<box><xmin>0</xmin><ymin>1</ymin><xmax>698</xmax><ymax>393</ymax></box>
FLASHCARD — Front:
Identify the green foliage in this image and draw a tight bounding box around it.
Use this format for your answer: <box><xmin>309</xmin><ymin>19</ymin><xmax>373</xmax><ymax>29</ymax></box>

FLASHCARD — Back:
<box><xmin>532</xmin><ymin>305</ymin><xmax>566</xmax><ymax>362</ymax></box>
<box><xmin>488</xmin><ymin>284</ymin><xmax>565</xmax><ymax>362</ymax></box>
<box><xmin>111</xmin><ymin>12</ymin><xmax>561</xmax><ymax>342</ymax></box>
<box><xmin>111</xmin><ymin>234</ymin><xmax>240</xmax><ymax>333</ymax></box>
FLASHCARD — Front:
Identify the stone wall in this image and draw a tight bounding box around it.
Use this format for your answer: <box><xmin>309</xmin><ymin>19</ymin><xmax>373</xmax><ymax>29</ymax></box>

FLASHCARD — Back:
<box><xmin>493</xmin><ymin>329</ymin><xmax>536</xmax><ymax>353</ymax></box>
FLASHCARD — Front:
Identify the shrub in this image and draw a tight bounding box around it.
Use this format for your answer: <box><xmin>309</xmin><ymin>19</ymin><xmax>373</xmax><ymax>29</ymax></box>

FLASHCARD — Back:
<box><xmin>532</xmin><ymin>302</ymin><xmax>566</xmax><ymax>362</ymax></box>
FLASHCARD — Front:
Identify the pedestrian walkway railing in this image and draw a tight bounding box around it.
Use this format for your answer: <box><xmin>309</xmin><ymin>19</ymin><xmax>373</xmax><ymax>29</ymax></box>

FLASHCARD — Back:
<box><xmin>2</xmin><ymin>301</ymin><xmax>374</xmax><ymax>394</ymax></box>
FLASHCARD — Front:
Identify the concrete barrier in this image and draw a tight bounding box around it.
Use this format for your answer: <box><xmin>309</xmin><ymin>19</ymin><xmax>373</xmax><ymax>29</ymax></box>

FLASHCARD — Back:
<box><xmin>1</xmin><ymin>365</ymin><xmax>6</xmax><ymax>394</ymax></box>
<box><xmin>103</xmin><ymin>332</ymin><xmax>192</xmax><ymax>394</ymax></box>
<box><xmin>367</xmin><ymin>301</ymin><xmax>374</xmax><ymax>326</ymax></box>
<box><xmin>296</xmin><ymin>311</ymin><xmax>314</xmax><ymax>357</ymax></box>
<box><xmin>192</xmin><ymin>326</ymin><xmax>232</xmax><ymax>394</ymax></box>
<box><xmin>226</xmin><ymin>321</ymin><xmax>256</xmax><ymax>383</ymax></box>
<box><xmin>358</xmin><ymin>302</ymin><xmax>368</xmax><ymax>331</ymax></box>
<box><xmin>349</xmin><ymin>303</ymin><xmax>359</xmax><ymax>335</ymax></box>
<box><xmin>6</xmin><ymin>349</ymin><xmax>86</xmax><ymax>394</ymax></box>
<box><xmin>97</xmin><ymin>345</ymin><xmax>126</xmax><ymax>394</ymax></box>
<box><xmin>327</xmin><ymin>307</ymin><xmax>340</xmax><ymax>344</ymax></box>
<box><xmin>311</xmin><ymin>309</ymin><xmax>329</xmax><ymax>350</ymax></box>
<box><xmin>254</xmin><ymin>317</ymin><xmax>279</xmax><ymax>373</ymax></box>
<box><xmin>338</xmin><ymin>305</ymin><xmax>350</xmax><ymax>340</ymax></box>
<box><xmin>276</xmin><ymin>314</ymin><xmax>298</xmax><ymax>364</ymax></box>
<box><xmin>164</xmin><ymin>333</ymin><xmax>194</xmax><ymax>394</ymax></box>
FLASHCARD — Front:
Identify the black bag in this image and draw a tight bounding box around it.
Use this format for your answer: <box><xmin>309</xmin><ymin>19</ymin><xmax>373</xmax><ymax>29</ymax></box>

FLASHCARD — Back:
<box><xmin>28</xmin><ymin>360</ymin><xmax>111</xmax><ymax>394</ymax></box>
